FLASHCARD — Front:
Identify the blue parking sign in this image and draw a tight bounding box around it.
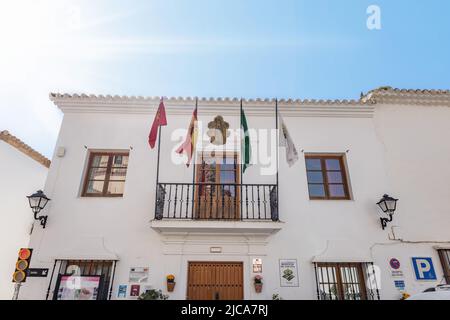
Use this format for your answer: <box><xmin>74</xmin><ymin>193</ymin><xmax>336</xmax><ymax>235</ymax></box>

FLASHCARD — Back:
<box><xmin>412</xmin><ymin>257</ymin><xmax>437</xmax><ymax>280</ymax></box>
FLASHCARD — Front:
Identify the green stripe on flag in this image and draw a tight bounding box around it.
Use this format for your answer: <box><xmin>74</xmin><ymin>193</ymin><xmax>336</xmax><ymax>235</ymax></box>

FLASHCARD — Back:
<box><xmin>241</xmin><ymin>107</ymin><xmax>251</xmax><ymax>172</ymax></box>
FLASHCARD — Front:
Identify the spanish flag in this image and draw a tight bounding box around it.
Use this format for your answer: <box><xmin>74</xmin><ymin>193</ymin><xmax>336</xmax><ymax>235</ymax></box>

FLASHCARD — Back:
<box><xmin>176</xmin><ymin>101</ymin><xmax>198</xmax><ymax>167</ymax></box>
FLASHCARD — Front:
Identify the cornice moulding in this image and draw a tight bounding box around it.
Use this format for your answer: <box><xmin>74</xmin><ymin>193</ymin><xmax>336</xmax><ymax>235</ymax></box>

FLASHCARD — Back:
<box><xmin>50</xmin><ymin>93</ymin><xmax>374</xmax><ymax>118</ymax></box>
<box><xmin>363</xmin><ymin>87</ymin><xmax>450</xmax><ymax>107</ymax></box>
<box><xmin>50</xmin><ymin>87</ymin><xmax>450</xmax><ymax>118</ymax></box>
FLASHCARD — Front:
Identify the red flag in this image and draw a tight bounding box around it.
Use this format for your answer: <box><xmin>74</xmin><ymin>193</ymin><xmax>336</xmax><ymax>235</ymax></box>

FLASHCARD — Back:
<box><xmin>176</xmin><ymin>106</ymin><xmax>198</xmax><ymax>167</ymax></box>
<box><xmin>148</xmin><ymin>98</ymin><xmax>167</xmax><ymax>149</ymax></box>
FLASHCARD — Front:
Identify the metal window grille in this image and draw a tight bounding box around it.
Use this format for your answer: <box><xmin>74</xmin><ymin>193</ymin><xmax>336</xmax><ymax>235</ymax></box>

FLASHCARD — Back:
<box><xmin>52</xmin><ymin>260</ymin><xmax>115</xmax><ymax>300</ymax></box>
<box><xmin>438</xmin><ymin>249</ymin><xmax>450</xmax><ymax>284</ymax></box>
<box><xmin>314</xmin><ymin>262</ymin><xmax>380</xmax><ymax>300</ymax></box>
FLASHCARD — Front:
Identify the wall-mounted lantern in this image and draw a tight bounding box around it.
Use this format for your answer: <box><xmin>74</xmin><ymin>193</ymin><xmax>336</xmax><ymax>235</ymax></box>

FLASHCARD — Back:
<box><xmin>376</xmin><ymin>194</ymin><xmax>398</xmax><ymax>230</ymax></box>
<box><xmin>27</xmin><ymin>190</ymin><xmax>50</xmax><ymax>228</ymax></box>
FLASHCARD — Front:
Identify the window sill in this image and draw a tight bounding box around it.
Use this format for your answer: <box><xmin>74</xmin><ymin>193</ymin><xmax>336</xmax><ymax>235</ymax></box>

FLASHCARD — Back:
<box><xmin>308</xmin><ymin>198</ymin><xmax>355</xmax><ymax>202</ymax></box>
<box><xmin>78</xmin><ymin>195</ymin><xmax>124</xmax><ymax>199</ymax></box>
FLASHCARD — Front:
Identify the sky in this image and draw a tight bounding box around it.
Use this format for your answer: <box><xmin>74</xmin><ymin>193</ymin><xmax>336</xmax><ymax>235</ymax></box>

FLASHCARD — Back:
<box><xmin>1</xmin><ymin>0</ymin><xmax>449</xmax><ymax>157</ymax></box>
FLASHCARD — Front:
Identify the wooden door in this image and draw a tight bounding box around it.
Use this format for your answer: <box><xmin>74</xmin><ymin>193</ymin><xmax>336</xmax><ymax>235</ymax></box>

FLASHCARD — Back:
<box><xmin>187</xmin><ymin>262</ymin><xmax>243</xmax><ymax>300</ymax></box>
<box><xmin>194</xmin><ymin>152</ymin><xmax>240</xmax><ymax>219</ymax></box>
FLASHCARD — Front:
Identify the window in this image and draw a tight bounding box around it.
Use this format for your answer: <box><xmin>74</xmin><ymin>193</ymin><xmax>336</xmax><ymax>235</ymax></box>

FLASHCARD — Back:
<box><xmin>305</xmin><ymin>154</ymin><xmax>350</xmax><ymax>200</ymax></box>
<box><xmin>438</xmin><ymin>249</ymin><xmax>450</xmax><ymax>284</ymax></box>
<box><xmin>82</xmin><ymin>152</ymin><xmax>129</xmax><ymax>197</ymax></box>
<box><xmin>314</xmin><ymin>262</ymin><xmax>380</xmax><ymax>300</ymax></box>
<box><xmin>53</xmin><ymin>260</ymin><xmax>115</xmax><ymax>300</ymax></box>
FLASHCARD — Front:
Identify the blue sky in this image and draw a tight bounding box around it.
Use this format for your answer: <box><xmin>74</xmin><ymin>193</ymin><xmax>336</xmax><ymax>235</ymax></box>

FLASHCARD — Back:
<box><xmin>1</xmin><ymin>0</ymin><xmax>449</xmax><ymax>157</ymax></box>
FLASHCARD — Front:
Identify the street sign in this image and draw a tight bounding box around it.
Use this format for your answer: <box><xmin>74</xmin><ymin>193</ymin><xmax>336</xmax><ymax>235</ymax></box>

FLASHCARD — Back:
<box><xmin>389</xmin><ymin>258</ymin><xmax>401</xmax><ymax>270</ymax></box>
<box><xmin>412</xmin><ymin>257</ymin><xmax>437</xmax><ymax>280</ymax></box>
<box><xmin>389</xmin><ymin>258</ymin><xmax>404</xmax><ymax>277</ymax></box>
<box><xmin>27</xmin><ymin>268</ymin><xmax>49</xmax><ymax>277</ymax></box>
<box><xmin>394</xmin><ymin>280</ymin><xmax>406</xmax><ymax>291</ymax></box>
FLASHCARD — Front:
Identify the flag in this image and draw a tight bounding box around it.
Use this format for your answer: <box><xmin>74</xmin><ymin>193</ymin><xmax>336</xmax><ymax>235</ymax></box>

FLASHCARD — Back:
<box><xmin>176</xmin><ymin>104</ymin><xmax>198</xmax><ymax>167</ymax></box>
<box><xmin>279</xmin><ymin>114</ymin><xmax>298</xmax><ymax>167</ymax></box>
<box><xmin>148</xmin><ymin>98</ymin><xmax>167</xmax><ymax>149</ymax></box>
<box><xmin>241</xmin><ymin>103</ymin><xmax>251</xmax><ymax>172</ymax></box>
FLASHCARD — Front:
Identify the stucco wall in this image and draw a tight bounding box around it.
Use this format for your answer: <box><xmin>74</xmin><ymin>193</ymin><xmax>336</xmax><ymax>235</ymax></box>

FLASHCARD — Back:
<box><xmin>21</xmin><ymin>100</ymin><xmax>450</xmax><ymax>300</ymax></box>
<box><xmin>0</xmin><ymin>141</ymin><xmax>48</xmax><ymax>299</ymax></box>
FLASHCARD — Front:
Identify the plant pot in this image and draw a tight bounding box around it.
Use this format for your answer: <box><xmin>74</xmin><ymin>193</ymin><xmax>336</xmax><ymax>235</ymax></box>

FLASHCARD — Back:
<box><xmin>167</xmin><ymin>281</ymin><xmax>176</xmax><ymax>292</ymax></box>
<box><xmin>254</xmin><ymin>283</ymin><xmax>263</xmax><ymax>293</ymax></box>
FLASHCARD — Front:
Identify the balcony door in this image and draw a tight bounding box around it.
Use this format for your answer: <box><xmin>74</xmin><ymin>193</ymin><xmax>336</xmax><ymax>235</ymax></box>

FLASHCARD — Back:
<box><xmin>195</xmin><ymin>152</ymin><xmax>240</xmax><ymax>220</ymax></box>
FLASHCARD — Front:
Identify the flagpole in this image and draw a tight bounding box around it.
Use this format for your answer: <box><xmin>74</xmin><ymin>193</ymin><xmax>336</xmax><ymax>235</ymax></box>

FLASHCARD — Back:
<box><xmin>275</xmin><ymin>98</ymin><xmax>279</xmax><ymax>220</ymax></box>
<box><xmin>156</xmin><ymin>125</ymin><xmax>162</xmax><ymax>185</ymax></box>
<box><xmin>154</xmin><ymin>97</ymin><xmax>163</xmax><ymax>219</ymax></box>
<box><xmin>191</xmin><ymin>97</ymin><xmax>198</xmax><ymax>218</ymax></box>
<box><xmin>240</xmin><ymin>98</ymin><xmax>243</xmax><ymax>220</ymax></box>
<box><xmin>192</xmin><ymin>97</ymin><xmax>198</xmax><ymax>183</ymax></box>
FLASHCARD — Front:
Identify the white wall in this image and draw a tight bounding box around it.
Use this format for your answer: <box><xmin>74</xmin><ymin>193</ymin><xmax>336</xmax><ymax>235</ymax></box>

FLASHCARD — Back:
<box><xmin>21</xmin><ymin>99</ymin><xmax>450</xmax><ymax>300</ymax></box>
<box><xmin>0</xmin><ymin>141</ymin><xmax>48</xmax><ymax>299</ymax></box>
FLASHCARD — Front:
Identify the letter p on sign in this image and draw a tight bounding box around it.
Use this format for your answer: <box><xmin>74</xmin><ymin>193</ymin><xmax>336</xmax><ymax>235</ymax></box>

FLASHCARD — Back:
<box><xmin>412</xmin><ymin>257</ymin><xmax>437</xmax><ymax>281</ymax></box>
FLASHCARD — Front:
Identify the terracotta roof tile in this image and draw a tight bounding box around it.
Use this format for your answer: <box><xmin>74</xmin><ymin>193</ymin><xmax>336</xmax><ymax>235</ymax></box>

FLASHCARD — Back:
<box><xmin>0</xmin><ymin>130</ymin><xmax>50</xmax><ymax>168</ymax></box>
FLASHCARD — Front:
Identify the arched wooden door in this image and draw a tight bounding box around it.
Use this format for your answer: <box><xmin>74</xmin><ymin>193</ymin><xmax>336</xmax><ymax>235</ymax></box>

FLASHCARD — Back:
<box><xmin>187</xmin><ymin>262</ymin><xmax>244</xmax><ymax>300</ymax></box>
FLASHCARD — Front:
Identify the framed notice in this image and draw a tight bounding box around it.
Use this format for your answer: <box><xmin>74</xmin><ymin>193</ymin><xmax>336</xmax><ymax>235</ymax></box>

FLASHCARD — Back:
<box><xmin>279</xmin><ymin>259</ymin><xmax>299</xmax><ymax>287</ymax></box>
<box><xmin>56</xmin><ymin>275</ymin><xmax>101</xmax><ymax>300</ymax></box>
<box><xmin>129</xmin><ymin>267</ymin><xmax>149</xmax><ymax>283</ymax></box>
<box><xmin>253</xmin><ymin>258</ymin><xmax>263</xmax><ymax>273</ymax></box>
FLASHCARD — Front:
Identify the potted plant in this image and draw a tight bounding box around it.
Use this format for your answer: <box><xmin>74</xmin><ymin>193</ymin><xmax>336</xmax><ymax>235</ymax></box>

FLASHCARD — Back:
<box><xmin>138</xmin><ymin>289</ymin><xmax>169</xmax><ymax>300</ymax></box>
<box><xmin>400</xmin><ymin>292</ymin><xmax>410</xmax><ymax>300</ymax></box>
<box><xmin>272</xmin><ymin>293</ymin><xmax>283</xmax><ymax>300</ymax></box>
<box><xmin>254</xmin><ymin>275</ymin><xmax>263</xmax><ymax>293</ymax></box>
<box><xmin>166</xmin><ymin>274</ymin><xmax>176</xmax><ymax>292</ymax></box>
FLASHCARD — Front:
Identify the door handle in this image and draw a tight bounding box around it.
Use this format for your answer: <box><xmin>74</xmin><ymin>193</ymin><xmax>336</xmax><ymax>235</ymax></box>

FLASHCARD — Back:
<box><xmin>214</xmin><ymin>292</ymin><xmax>220</xmax><ymax>300</ymax></box>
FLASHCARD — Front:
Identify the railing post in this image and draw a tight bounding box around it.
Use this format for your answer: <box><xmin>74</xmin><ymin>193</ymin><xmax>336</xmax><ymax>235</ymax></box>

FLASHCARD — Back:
<box><xmin>270</xmin><ymin>186</ymin><xmax>279</xmax><ymax>221</ymax></box>
<box><xmin>155</xmin><ymin>184</ymin><xmax>166</xmax><ymax>220</ymax></box>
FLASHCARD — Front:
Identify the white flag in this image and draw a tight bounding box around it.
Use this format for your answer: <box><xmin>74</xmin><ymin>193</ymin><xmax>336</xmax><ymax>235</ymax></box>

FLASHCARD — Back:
<box><xmin>279</xmin><ymin>115</ymin><xmax>299</xmax><ymax>167</ymax></box>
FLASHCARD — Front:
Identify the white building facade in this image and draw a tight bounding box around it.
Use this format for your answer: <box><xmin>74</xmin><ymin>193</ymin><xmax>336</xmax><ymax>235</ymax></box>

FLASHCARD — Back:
<box><xmin>20</xmin><ymin>87</ymin><xmax>450</xmax><ymax>300</ymax></box>
<box><xmin>0</xmin><ymin>131</ymin><xmax>49</xmax><ymax>299</ymax></box>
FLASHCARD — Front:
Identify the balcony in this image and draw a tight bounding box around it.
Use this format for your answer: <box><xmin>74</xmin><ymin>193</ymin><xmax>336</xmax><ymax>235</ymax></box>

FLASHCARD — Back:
<box><xmin>150</xmin><ymin>183</ymin><xmax>283</xmax><ymax>235</ymax></box>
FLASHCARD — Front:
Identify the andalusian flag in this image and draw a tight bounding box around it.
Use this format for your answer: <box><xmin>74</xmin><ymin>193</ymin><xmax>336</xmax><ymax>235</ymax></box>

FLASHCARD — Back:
<box><xmin>240</xmin><ymin>101</ymin><xmax>251</xmax><ymax>172</ymax></box>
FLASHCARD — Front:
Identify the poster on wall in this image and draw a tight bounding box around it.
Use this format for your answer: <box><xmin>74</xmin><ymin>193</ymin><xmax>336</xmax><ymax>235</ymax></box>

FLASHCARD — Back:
<box><xmin>56</xmin><ymin>275</ymin><xmax>101</xmax><ymax>300</ymax></box>
<box><xmin>129</xmin><ymin>267</ymin><xmax>149</xmax><ymax>283</ymax></box>
<box><xmin>118</xmin><ymin>285</ymin><xmax>127</xmax><ymax>298</ymax></box>
<box><xmin>279</xmin><ymin>259</ymin><xmax>299</xmax><ymax>287</ymax></box>
<box><xmin>130</xmin><ymin>284</ymin><xmax>140</xmax><ymax>297</ymax></box>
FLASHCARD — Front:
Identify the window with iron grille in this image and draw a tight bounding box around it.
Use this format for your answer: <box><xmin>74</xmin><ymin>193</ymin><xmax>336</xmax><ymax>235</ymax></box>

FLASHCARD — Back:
<box><xmin>438</xmin><ymin>249</ymin><xmax>450</xmax><ymax>284</ymax></box>
<box><xmin>53</xmin><ymin>260</ymin><xmax>115</xmax><ymax>300</ymax></box>
<box><xmin>314</xmin><ymin>262</ymin><xmax>380</xmax><ymax>300</ymax></box>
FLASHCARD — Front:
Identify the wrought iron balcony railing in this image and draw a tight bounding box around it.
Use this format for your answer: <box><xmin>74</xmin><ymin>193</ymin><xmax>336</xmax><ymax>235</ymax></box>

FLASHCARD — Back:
<box><xmin>155</xmin><ymin>183</ymin><xmax>278</xmax><ymax>221</ymax></box>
